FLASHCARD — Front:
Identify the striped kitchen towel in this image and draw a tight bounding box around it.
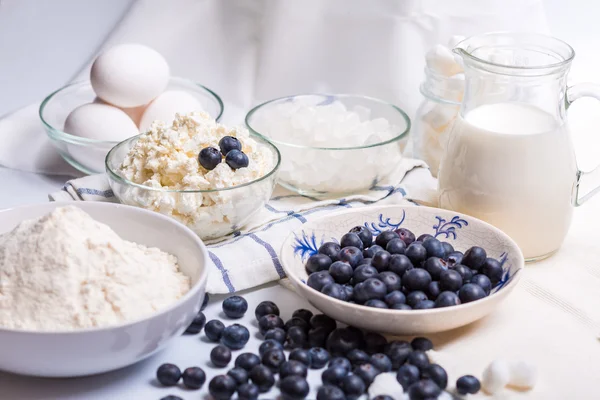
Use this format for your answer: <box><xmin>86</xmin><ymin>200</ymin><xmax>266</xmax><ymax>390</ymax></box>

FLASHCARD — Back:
<box><xmin>49</xmin><ymin>158</ymin><xmax>435</xmax><ymax>293</ymax></box>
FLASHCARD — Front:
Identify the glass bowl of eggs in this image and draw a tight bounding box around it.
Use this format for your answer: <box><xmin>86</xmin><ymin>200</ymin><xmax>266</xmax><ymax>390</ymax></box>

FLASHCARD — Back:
<box><xmin>39</xmin><ymin>77</ymin><xmax>224</xmax><ymax>175</ymax></box>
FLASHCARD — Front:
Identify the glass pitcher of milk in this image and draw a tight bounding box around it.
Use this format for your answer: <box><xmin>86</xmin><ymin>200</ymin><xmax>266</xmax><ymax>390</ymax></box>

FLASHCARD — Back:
<box><xmin>438</xmin><ymin>32</ymin><xmax>600</xmax><ymax>261</ymax></box>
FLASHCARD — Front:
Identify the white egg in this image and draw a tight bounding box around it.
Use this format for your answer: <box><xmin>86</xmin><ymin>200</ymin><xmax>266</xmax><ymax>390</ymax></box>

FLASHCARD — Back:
<box><xmin>482</xmin><ymin>359</ymin><xmax>511</xmax><ymax>395</ymax></box>
<box><xmin>90</xmin><ymin>43</ymin><xmax>169</xmax><ymax>108</ymax></box>
<box><xmin>64</xmin><ymin>103</ymin><xmax>139</xmax><ymax>141</ymax></box>
<box><xmin>508</xmin><ymin>360</ymin><xmax>537</xmax><ymax>389</ymax></box>
<box><xmin>93</xmin><ymin>97</ymin><xmax>147</xmax><ymax>126</ymax></box>
<box><xmin>138</xmin><ymin>90</ymin><xmax>205</xmax><ymax>132</ymax></box>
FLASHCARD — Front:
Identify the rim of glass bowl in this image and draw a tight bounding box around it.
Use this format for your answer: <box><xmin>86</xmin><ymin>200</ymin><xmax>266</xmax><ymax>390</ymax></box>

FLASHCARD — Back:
<box><xmin>105</xmin><ymin>133</ymin><xmax>281</xmax><ymax>194</ymax></box>
<box><xmin>245</xmin><ymin>93</ymin><xmax>411</xmax><ymax>151</ymax></box>
<box><xmin>39</xmin><ymin>78</ymin><xmax>225</xmax><ymax>146</ymax></box>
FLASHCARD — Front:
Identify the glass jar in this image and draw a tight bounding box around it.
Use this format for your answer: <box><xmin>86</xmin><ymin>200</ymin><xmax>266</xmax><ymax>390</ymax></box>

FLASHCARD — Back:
<box><xmin>413</xmin><ymin>67</ymin><xmax>463</xmax><ymax>177</ymax></box>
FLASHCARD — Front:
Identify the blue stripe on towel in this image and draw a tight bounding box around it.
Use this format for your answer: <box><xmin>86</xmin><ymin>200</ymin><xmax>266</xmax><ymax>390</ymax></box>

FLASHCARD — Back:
<box><xmin>76</xmin><ymin>187</ymin><xmax>114</xmax><ymax>198</ymax></box>
<box><xmin>247</xmin><ymin>233</ymin><xmax>286</xmax><ymax>279</ymax></box>
<box><xmin>208</xmin><ymin>251</ymin><xmax>235</xmax><ymax>293</ymax></box>
<box><xmin>264</xmin><ymin>204</ymin><xmax>307</xmax><ymax>223</ymax></box>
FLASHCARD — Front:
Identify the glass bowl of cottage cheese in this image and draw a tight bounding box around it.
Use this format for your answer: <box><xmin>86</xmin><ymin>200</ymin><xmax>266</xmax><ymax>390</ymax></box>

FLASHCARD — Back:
<box><xmin>245</xmin><ymin>94</ymin><xmax>411</xmax><ymax>196</ymax></box>
<box><xmin>106</xmin><ymin>112</ymin><xmax>280</xmax><ymax>240</ymax></box>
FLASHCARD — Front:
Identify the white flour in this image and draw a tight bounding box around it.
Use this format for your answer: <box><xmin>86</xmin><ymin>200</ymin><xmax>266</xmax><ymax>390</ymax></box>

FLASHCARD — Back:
<box><xmin>0</xmin><ymin>206</ymin><xmax>190</xmax><ymax>331</ymax></box>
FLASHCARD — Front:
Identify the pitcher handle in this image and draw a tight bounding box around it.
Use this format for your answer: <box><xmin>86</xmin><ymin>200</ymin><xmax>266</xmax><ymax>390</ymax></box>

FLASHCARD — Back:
<box><xmin>566</xmin><ymin>83</ymin><xmax>600</xmax><ymax>206</ymax></box>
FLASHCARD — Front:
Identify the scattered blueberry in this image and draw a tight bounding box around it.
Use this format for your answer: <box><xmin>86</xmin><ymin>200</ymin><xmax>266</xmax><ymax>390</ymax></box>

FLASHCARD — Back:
<box><xmin>434</xmin><ymin>291</ymin><xmax>461</xmax><ymax>308</ymax></box>
<box><xmin>255</xmin><ymin>301</ymin><xmax>280</xmax><ymax>320</ymax></box>
<box><xmin>219</xmin><ymin>135</ymin><xmax>242</xmax><ymax>155</ymax></box>
<box><xmin>211</xmin><ymin>345</ymin><xmax>232</xmax><ymax>368</ymax></box>
<box><xmin>403</xmin><ymin>268</ymin><xmax>432</xmax><ymax>292</ymax></box>
<box><xmin>310</xmin><ymin>314</ymin><xmax>337</xmax><ymax>332</ymax></box>
<box><xmin>160</xmin><ymin>396</ymin><xmax>182</xmax><ymax>400</ymax></box>
<box><xmin>249</xmin><ymin>364</ymin><xmax>275</xmax><ymax>393</ymax></box>
<box><xmin>364</xmin><ymin>299</ymin><xmax>388</xmax><ymax>308</ymax></box>
<box><xmin>156</xmin><ymin>363</ymin><xmax>181</xmax><ymax>386</ymax></box>
<box><xmin>372</xmin><ymin>396</ymin><xmax>394</xmax><ymax>400</ymax></box>
<box><xmin>307</xmin><ymin>271</ymin><xmax>335</xmax><ymax>292</ymax></box>
<box><xmin>235</xmin><ymin>353</ymin><xmax>261</xmax><ymax>371</ymax></box>
<box><xmin>184</xmin><ymin>310</ymin><xmax>206</xmax><ymax>334</ymax></box>
<box><xmin>364</xmin><ymin>332</ymin><xmax>388</xmax><ymax>354</ymax></box>
<box><xmin>261</xmin><ymin>348</ymin><xmax>286</xmax><ymax>372</ymax></box>
<box><xmin>319</xmin><ymin>242</ymin><xmax>341</xmax><ymax>262</ymax></box>
<box><xmin>456</xmin><ymin>374</ymin><xmax>481</xmax><ymax>395</ymax></box>
<box><xmin>279</xmin><ymin>360</ymin><xmax>308</xmax><ymax>378</ymax></box>
<box><xmin>308</xmin><ymin>347</ymin><xmax>330</xmax><ymax>369</ymax></box>
<box><xmin>321</xmin><ymin>283</ymin><xmax>347</xmax><ymax>301</ymax></box>
<box><xmin>375</xmin><ymin>231</ymin><xmax>400</xmax><ymax>248</ymax></box>
<box><xmin>353</xmin><ymin>363</ymin><xmax>381</xmax><ymax>386</ymax></box>
<box><xmin>329</xmin><ymin>261</ymin><xmax>353</xmax><ymax>284</ymax></box>
<box><xmin>306</xmin><ymin>254</ymin><xmax>333</xmax><ymax>274</ymax></box>
<box><xmin>388</xmin><ymin>254</ymin><xmax>414</xmax><ymax>276</ymax></box>
<box><xmin>363</xmin><ymin>244</ymin><xmax>385</xmax><ymax>259</ymax></box>
<box><xmin>222</xmin><ymin>295</ymin><xmax>248</xmax><ymax>319</ymax></box>
<box><xmin>439</xmin><ymin>269</ymin><xmax>463</xmax><ymax>292</ymax></box>
<box><xmin>259</xmin><ymin>339</ymin><xmax>284</xmax><ymax>357</ymax></box>
<box><xmin>395</xmin><ymin>228</ymin><xmax>416</xmax><ymax>246</ymax></box>
<box><xmin>386</xmin><ymin>238</ymin><xmax>406</xmax><ymax>255</ymax></box>
<box><xmin>237</xmin><ymin>382</ymin><xmax>260</xmax><ymax>400</ymax></box>
<box><xmin>424</xmin><ymin>257</ymin><xmax>448</xmax><ymax>280</ymax></box>
<box><xmin>371</xmin><ymin>250</ymin><xmax>391</xmax><ymax>272</ymax></box>
<box><xmin>182</xmin><ymin>366</ymin><xmax>206</xmax><ymax>389</ymax></box>
<box><xmin>225</xmin><ymin>149</ymin><xmax>249</xmax><ymax>169</ymax></box>
<box><xmin>340</xmin><ymin>373</ymin><xmax>366</xmax><ymax>400</ymax></box>
<box><xmin>308</xmin><ymin>326</ymin><xmax>331</xmax><ymax>348</ymax></box>
<box><xmin>209</xmin><ymin>374</ymin><xmax>237</xmax><ymax>400</ymax></box>
<box><xmin>340</xmin><ymin>232</ymin><xmax>364</xmax><ymax>250</ymax></box>
<box><xmin>205</xmin><ymin>319</ymin><xmax>225</xmax><ymax>342</ymax></box>
<box><xmin>264</xmin><ymin>327</ymin><xmax>286</xmax><ymax>344</ymax></box>
<box><xmin>289</xmin><ymin>348</ymin><xmax>312</xmax><ymax>366</ymax></box>
<box><xmin>286</xmin><ymin>325</ymin><xmax>309</xmax><ymax>349</ymax></box>
<box><xmin>284</xmin><ymin>317</ymin><xmax>310</xmax><ymax>332</ymax></box>
<box><xmin>349</xmin><ymin>225</ymin><xmax>373</xmax><ymax>248</ymax></box>
<box><xmin>199</xmin><ymin>147</ymin><xmax>222</xmax><ymax>170</ymax></box>
<box><xmin>346</xmin><ymin>349</ymin><xmax>370</xmax><ymax>367</ymax></box>
<box><xmin>407</xmin><ymin>350</ymin><xmax>430</xmax><ymax>369</ymax></box>
<box><xmin>316</xmin><ymin>385</ymin><xmax>346</xmax><ymax>400</ymax></box>
<box><xmin>227</xmin><ymin>367</ymin><xmax>249</xmax><ymax>385</ymax></box>
<box><xmin>369</xmin><ymin>353</ymin><xmax>392</xmax><ymax>372</ymax></box>
<box><xmin>326</xmin><ymin>328</ymin><xmax>363</xmax><ymax>356</ymax></box>
<box><xmin>337</xmin><ymin>246</ymin><xmax>364</xmax><ymax>267</ymax></box>
<box><xmin>413</xmin><ymin>299</ymin><xmax>435</xmax><ymax>309</ymax></box>
<box><xmin>201</xmin><ymin>293</ymin><xmax>210</xmax><ymax>310</ymax></box>
<box><xmin>292</xmin><ymin>309</ymin><xmax>314</xmax><ymax>324</ymax></box>
<box><xmin>407</xmin><ymin>379</ymin><xmax>442</xmax><ymax>399</ymax></box>
<box><xmin>406</xmin><ymin>291</ymin><xmax>428</xmax><ymax>308</ymax></box>
<box><xmin>258</xmin><ymin>314</ymin><xmax>284</xmax><ymax>335</ymax></box>
<box><xmin>459</xmin><ymin>283</ymin><xmax>487</xmax><ymax>303</ymax></box>
<box><xmin>321</xmin><ymin>364</ymin><xmax>348</xmax><ymax>386</ymax></box>
<box><xmin>396</xmin><ymin>364</ymin><xmax>420</xmax><ymax>390</ymax></box>
<box><xmin>470</xmin><ymin>274</ymin><xmax>492</xmax><ymax>295</ymax></box>
<box><xmin>482</xmin><ymin>257</ymin><xmax>503</xmax><ymax>285</ymax></box>
<box><xmin>405</xmin><ymin>242</ymin><xmax>427</xmax><ymax>264</ymax></box>
<box><xmin>384</xmin><ymin>340</ymin><xmax>412</xmax><ymax>369</ymax></box>
<box><xmin>411</xmin><ymin>337</ymin><xmax>433</xmax><ymax>352</ymax></box>
<box><xmin>353</xmin><ymin>265</ymin><xmax>379</xmax><ymax>284</ymax></box>
<box><xmin>221</xmin><ymin>323</ymin><xmax>250</xmax><ymax>350</ymax></box>
<box><xmin>421</xmin><ymin>363</ymin><xmax>448</xmax><ymax>389</ymax></box>
<box><xmin>328</xmin><ymin>356</ymin><xmax>352</xmax><ymax>371</ymax></box>
<box><xmin>279</xmin><ymin>375</ymin><xmax>310</xmax><ymax>400</ymax></box>
<box><xmin>445</xmin><ymin>251</ymin><xmax>464</xmax><ymax>266</ymax></box>
<box><xmin>462</xmin><ymin>246</ymin><xmax>487</xmax><ymax>270</ymax></box>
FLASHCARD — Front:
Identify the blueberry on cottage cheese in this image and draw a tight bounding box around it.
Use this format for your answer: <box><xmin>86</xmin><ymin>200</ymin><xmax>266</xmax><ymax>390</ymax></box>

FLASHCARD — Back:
<box><xmin>328</xmin><ymin>356</ymin><xmax>352</xmax><ymax>371</ymax></box>
<box><xmin>322</xmin><ymin>364</ymin><xmax>348</xmax><ymax>386</ymax></box>
<box><xmin>184</xmin><ymin>310</ymin><xmax>206</xmax><ymax>334</ymax></box>
<box><xmin>346</xmin><ymin>349</ymin><xmax>370</xmax><ymax>367</ymax></box>
<box><xmin>209</xmin><ymin>374</ymin><xmax>237</xmax><ymax>400</ymax></box>
<box><xmin>259</xmin><ymin>339</ymin><xmax>284</xmax><ymax>357</ymax></box>
<box><xmin>462</xmin><ymin>246</ymin><xmax>487</xmax><ymax>270</ymax></box>
<box><xmin>255</xmin><ymin>300</ymin><xmax>280</xmax><ymax>320</ymax></box>
<box><xmin>198</xmin><ymin>146</ymin><xmax>222</xmax><ymax>170</ymax></box>
<box><xmin>456</xmin><ymin>374</ymin><xmax>481</xmax><ymax>395</ymax></box>
<box><xmin>326</xmin><ymin>327</ymin><xmax>363</xmax><ymax>356</ymax></box>
<box><xmin>280</xmin><ymin>375</ymin><xmax>310</xmax><ymax>400</ymax></box>
<box><xmin>258</xmin><ymin>314</ymin><xmax>285</xmax><ymax>335</ymax></box>
<box><xmin>182</xmin><ymin>366</ymin><xmax>206</xmax><ymax>389</ymax></box>
<box><xmin>369</xmin><ymin>353</ymin><xmax>392</xmax><ymax>372</ymax></box>
<box><xmin>221</xmin><ymin>323</ymin><xmax>250</xmax><ymax>349</ymax></box>
<box><xmin>407</xmin><ymin>350</ymin><xmax>430</xmax><ymax>369</ymax></box>
<box><xmin>237</xmin><ymin>382</ymin><xmax>260</xmax><ymax>400</ymax></box>
<box><xmin>219</xmin><ymin>135</ymin><xmax>242</xmax><ymax>155</ymax></box>
<box><xmin>459</xmin><ymin>283</ymin><xmax>487</xmax><ymax>303</ymax></box>
<box><xmin>353</xmin><ymin>363</ymin><xmax>381</xmax><ymax>386</ymax></box>
<box><xmin>319</xmin><ymin>242</ymin><xmax>341</xmax><ymax>261</ymax></box>
<box><xmin>225</xmin><ymin>149</ymin><xmax>249</xmax><ymax>170</ymax></box>
<box><xmin>235</xmin><ymin>353</ymin><xmax>261</xmax><ymax>371</ymax></box>
<box><xmin>249</xmin><ymin>364</ymin><xmax>276</xmax><ymax>392</ymax></box>
<box><xmin>261</xmin><ymin>348</ymin><xmax>286</xmax><ymax>372</ymax></box>
<box><xmin>385</xmin><ymin>340</ymin><xmax>412</xmax><ymax>369</ymax></box>
<box><xmin>309</xmin><ymin>347</ymin><xmax>331</xmax><ymax>369</ymax></box>
<box><xmin>222</xmin><ymin>295</ymin><xmax>248</xmax><ymax>319</ymax></box>
<box><xmin>329</xmin><ymin>261</ymin><xmax>353</xmax><ymax>284</ymax></box>
<box><xmin>286</xmin><ymin>325</ymin><xmax>309</xmax><ymax>349</ymax></box>
<box><xmin>307</xmin><ymin>271</ymin><xmax>335</xmax><ymax>292</ymax></box>
<box><xmin>396</xmin><ymin>364</ymin><xmax>420</xmax><ymax>390</ymax></box>
<box><xmin>280</xmin><ymin>360</ymin><xmax>309</xmax><ymax>378</ymax></box>
<box><xmin>305</xmin><ymin>254</ymin><xmax>333</xmax><ymax>274</ymax></box>
<box><xmin>156</xmin><ymin>363</ymin><xmax>181</xmax><ymax>386</ymax></box>
<box><xmin>264</xmin><ymin>327</ymin><xmax>287</xmax><ymax>344</ymax></box>
<box><xmin>422</xmin><ymin>363</ymin><xmax>448</xmax><ymax>389</ymax></box>
<box><xmin>316</xmin><ymin>385</ymin><xmax>346</xmax><ymax>400</ymax></box>
<box><xmin>340</xmin><ymin>373</ymin><xmax>366</xmax><ymax>400</ymax></box>
<box><xmin>227</xmin><ymin>366</ymin><xmax>249</xmax><ymax>385</ymax></box>
<box><xmin>434</xmin><ymin>291</ymin><xmax>461</xmax><ymax>308</ymax></box>
<box><xmin>395</xmin><ymin>227</ymin><xmax>416</xmax><ymax>246</ymax></box>
<box><xmin>289</xmin><ymin>348</ymin><xmax>312</xmax><ymax>366</ymax></box>
<box><xmin>203</xmin><ymin>319</ymin><xmax>226</xmax><ymax>343</ymax></box>
<box><xmin>407</xmin><ymin>379</ymin><xmax>442</xmax><ymax>399</ymax></box>
<box><xmin>211</xmin><ymin>345</ymin><xmax>233</xmax><ymax>368</ymax></box>
<box><xmin>349</xmin><ymin>225</ymin><xmax>373</xmax><ymax>248</ymax></box>
<box><xmin>340</xmin><ymin>232</ymin><xmax>364</xmax><ymax>250</ymax></box>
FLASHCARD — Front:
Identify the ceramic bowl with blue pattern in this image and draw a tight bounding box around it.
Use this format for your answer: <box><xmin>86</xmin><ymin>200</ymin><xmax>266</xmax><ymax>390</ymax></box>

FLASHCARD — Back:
<box><xmin>281</xmin><ymin>205</ymin><xmax>524</xmax><ymax>335</ymax></box>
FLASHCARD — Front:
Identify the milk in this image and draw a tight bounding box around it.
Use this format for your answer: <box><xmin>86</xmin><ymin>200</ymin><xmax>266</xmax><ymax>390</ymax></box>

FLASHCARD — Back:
<box><xmin>438</xmin><ymin>102</ymin><xmax>577</xmax><ymax>259</ymax></box>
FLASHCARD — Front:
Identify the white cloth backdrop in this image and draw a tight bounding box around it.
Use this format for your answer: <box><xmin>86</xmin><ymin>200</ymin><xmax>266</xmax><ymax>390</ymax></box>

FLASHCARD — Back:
<box><xmin>0</xmin><ymin>0</ymin><xmax>550</xmax><ymax>175</ymax></box>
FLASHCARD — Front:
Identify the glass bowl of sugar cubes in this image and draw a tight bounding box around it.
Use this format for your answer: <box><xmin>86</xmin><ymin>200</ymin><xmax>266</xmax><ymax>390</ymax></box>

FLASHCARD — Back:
<box><xmin>245</xmin><ymin>94</ymin><xmax>410</xmax><ymax>196</ymax></box>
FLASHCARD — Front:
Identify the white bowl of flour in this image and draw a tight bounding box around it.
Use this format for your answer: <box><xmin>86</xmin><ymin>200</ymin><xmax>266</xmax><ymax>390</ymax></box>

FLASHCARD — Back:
<box><xmin>0</xmin><ymin>202</ymin><xmax>208</xmax><ymax>377</ymax></box>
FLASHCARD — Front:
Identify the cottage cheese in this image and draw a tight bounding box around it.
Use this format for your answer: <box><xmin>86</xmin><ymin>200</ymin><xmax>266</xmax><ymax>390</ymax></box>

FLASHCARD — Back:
<box><xmin>0</xmin><ymin>206</ymin><xmax>190</xmax><ymax>331</ymax></box>
<box><xmin>117</xmin><ymin>112</ymin><xmax>276</xmax><ymax>239</ymax></box>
